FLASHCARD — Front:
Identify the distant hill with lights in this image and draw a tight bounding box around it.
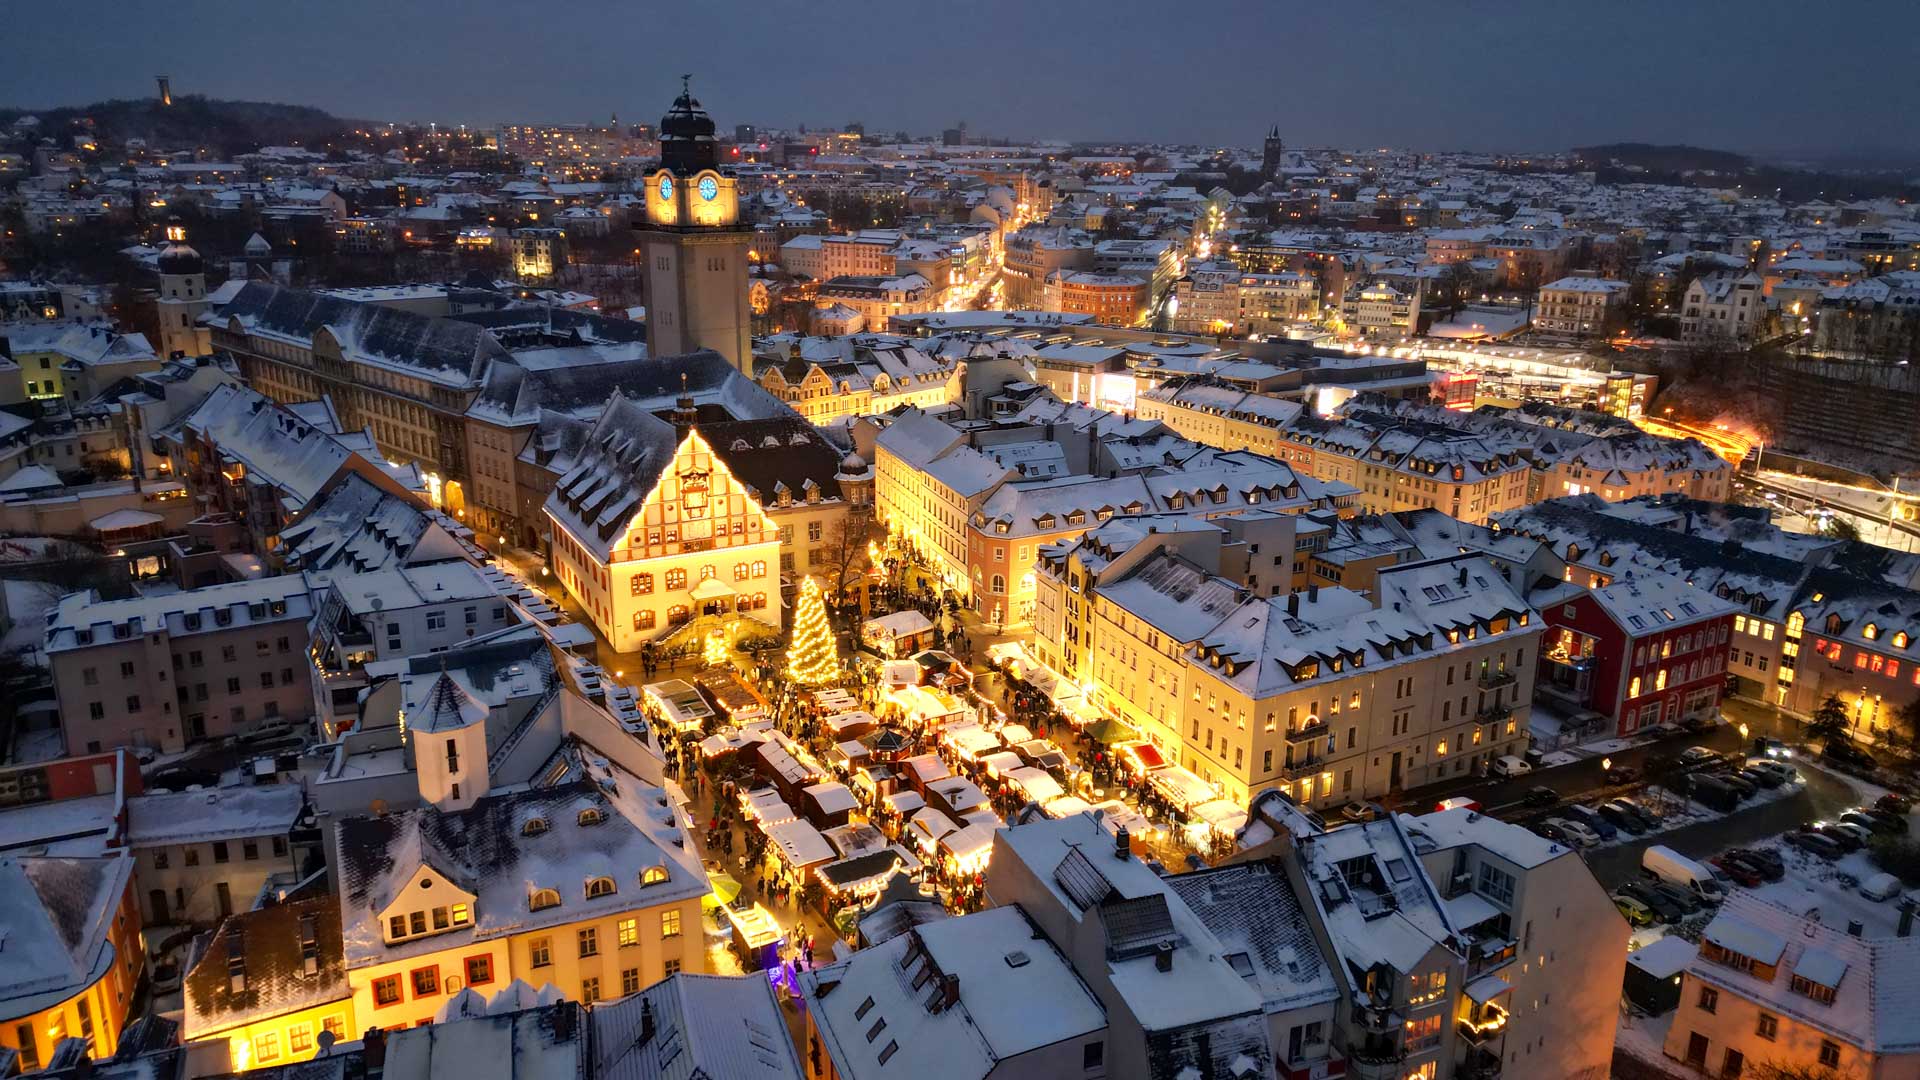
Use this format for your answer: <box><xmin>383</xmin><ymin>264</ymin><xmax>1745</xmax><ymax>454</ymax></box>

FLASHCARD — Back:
<box><xmin>0</xmin><ymin>95</ymin><xmax>360</xmax><ymax>158</ymax></box>
<box><xmin>1572</xmin><ymin>143</ymin><xmax>1751</xmax><ymax>174</ymax></box>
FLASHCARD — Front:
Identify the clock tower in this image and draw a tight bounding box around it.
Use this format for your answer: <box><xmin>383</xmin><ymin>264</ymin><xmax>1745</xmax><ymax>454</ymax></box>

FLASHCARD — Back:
<box><xmin>639</xmin><ymin>77</ymin><xmax>753</xmax><ymax>373</ymax></box>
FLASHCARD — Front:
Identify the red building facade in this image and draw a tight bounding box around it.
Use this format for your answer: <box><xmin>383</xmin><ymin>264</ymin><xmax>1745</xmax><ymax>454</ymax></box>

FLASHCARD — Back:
<box><xmin>1538</xmin><ymin>575</ymin><xmax>1736</xmax><ymax>736</ymax></box>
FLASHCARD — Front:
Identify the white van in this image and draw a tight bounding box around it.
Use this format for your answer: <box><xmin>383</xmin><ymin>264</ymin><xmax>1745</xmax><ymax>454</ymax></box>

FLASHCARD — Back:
<box><xmin>1491</xmin><ymin>755</ymin><xmax>1531</xmax><ymax>778</ymax></box>
<box><xmin>1643</xmin><ymin>844</ymin><xmax>1727</xmax><ymax>904</ymax></box>
<box><xmin>1860</xmin><ymin>872</ymin><xmax>1903</xmax><ymax>902</ymax></box>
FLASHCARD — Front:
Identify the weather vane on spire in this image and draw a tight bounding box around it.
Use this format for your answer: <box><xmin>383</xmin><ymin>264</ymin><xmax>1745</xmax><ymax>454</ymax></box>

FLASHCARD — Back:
<box><xmin>680</xmin><ymin>74</ymin><xmax>692</xmax><ymax>96</ymax></box>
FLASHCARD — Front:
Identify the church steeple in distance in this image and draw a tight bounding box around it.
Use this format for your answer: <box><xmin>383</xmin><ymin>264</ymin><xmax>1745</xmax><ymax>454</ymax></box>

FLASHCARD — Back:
<box><xmin>1261</xmin><ymin>126</ymin><xmax>1285</xmax><ymax>179</ymax></box>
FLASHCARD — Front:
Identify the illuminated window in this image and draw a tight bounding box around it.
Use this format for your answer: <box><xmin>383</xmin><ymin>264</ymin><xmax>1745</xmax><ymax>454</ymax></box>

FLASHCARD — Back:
<box><xmin>618</xmin><ymin>918</ymin><xmax>639</xmax><ymax>947</ymax></box>
<box><xmin>661</xmin><ymin>910</ymin><xmax>682</xmax><ymax>938</ymax></box>
<box><xmin>1628</xmin><ymin>677</ymin><xmax>1641</xmax><ymax>698</ymax></box>
<box><xmin>529</xmin><ymin>888</ymin><xmax>561</xmax><ymax>911</ymax></box>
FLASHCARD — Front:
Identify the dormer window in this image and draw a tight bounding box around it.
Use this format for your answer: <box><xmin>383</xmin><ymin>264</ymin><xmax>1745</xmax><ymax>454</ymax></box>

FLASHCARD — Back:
<box><xmin>1896</xmin><ymin>632</ymin><xmax>1910</xmax><ymax>650</ymax></box>
<box><xmin>1863</xmin><ymin>623</ymin><xmax>1879</xmax><ymax>640</ymax></box>
<box><xmin>577</xmin><ymin>807</ymin><xmax>606</xmax><ymax>826</ymax></box>
<box><xmin>522</xmin><ymin>817</ymin><xmax>550</xmax><ymax>837</ymax></box>
<box><xmin>529</xmin><ymin>888</ymin><xmax>561</xmax><ymax>912</ymax></box>
<box><xmin>585</xmin><ymin>876</ymin><xmax>617</xmax><ymax>899</ymax></box>
<box><xmin>641</xmin><ymin>865</ymin><xmax>669</xmax><ymax>886</ymax></box>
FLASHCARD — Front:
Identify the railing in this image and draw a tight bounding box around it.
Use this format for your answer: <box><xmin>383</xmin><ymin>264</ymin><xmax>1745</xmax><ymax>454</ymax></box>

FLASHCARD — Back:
<box><xmin>1476</xmin><ymin>703</ymin><xmax>1514</xmax><ymax>725</ymax></box>
<box><xmin>1286</xmin><ymin>717</ymin><xmax>1331</xmax><ymax>743</ymax></box>
<box><xmin>1477</xmin><ymin>669</ymin><xmax>1517</xmax><ymax>690</ymax></box>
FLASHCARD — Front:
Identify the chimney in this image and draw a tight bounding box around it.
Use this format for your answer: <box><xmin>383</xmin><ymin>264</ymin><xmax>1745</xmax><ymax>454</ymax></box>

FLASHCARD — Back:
<box><xmin>1848</xmin><ymin>919</ymin><xmax>1865</xmax><ymax>938</ymax></box>
<box><xmin>1286</xmin><ymin>592</ymin><xmax>1299</xmax><ymax>617</ymax></box>
<box><xmin>1307</xmin><ymin>583</ymin><xmax>1319</xmax><ymax>603</ymax></box>
<box><xmin>939</xmin><ymin>973</ymin><xmax>961</xmax><ymax>1011</ymax></box>
<box><xmin>638</xmin><ymin>998</ymin><xmax>656</xmax><ymax>1046</ymax></box>
<box><xmin>1154</xmin><ymin>941</ymin><xmax>1175</xmax><ymax>972</ymax></box>
<box><xmin>1457</xmin><ymin>565</ymin><xmax>1468</xmax><ymax>586</ymax></box>
<box><xmin>1901</xmin><ymin>905</ymin><xmax>1914</xmax><ymax>938</ymax></box>
<box><xmin>362</xmin><ymin>1028</ymin><xmax>387</xmax><ymax>1069</ymax></box>
<box><xmin>1114</xmin><ymin>826</ymin><xmax>1131</xmax><ymax>860</ymax></box>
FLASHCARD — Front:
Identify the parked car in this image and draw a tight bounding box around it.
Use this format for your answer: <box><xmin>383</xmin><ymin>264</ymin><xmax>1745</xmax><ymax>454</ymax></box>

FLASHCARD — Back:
<box><xmin>1682</xmin><ymin>714</ymin><xmax>1719</xmax><ymax>733</ymax></box>
<box><xmin>1862</xmin><ymin>808</ymin><xmax>1910</xmax><ymax>835</ymax></box>
<box><xmin>1876</xmin><ymin>793</ymin><xmax>1914</xmax><ymax>816</ymax></box>
<box><xmin>1801</xmin><ymin>822</ymin><xmax>1864</xmax><ymax>853</ymax></box>
<box><xmin>1687</xmin><ymin>775</ymin><xmax>1742</xmax><ymax>813</ymax></box>
<box><xmin>1613</xmin><ymin>894</ymin><xmax>1657</xmax><ymax>927</ymax></box>
<box><xmin>1646</xmin><ymin>880</ymin><xmax>1705</xmax><ymax>915</ymax></box>
<box><xmin>1785</xmin><ymin>830</ymin><xmax>1845</xmax><ymax>860</ymax></box>
<box><xmin>1616</xmin><ymin>880</ymin><xmax>1687</xmax><ymax>922</ymax></box>
<box><xmin>1678</xmin><ymin>745</ymin><xmax>1720</xmax><ymax>766</ymax></box>
<box><xmin>1596</xmin><ymin>802</ymin><xmax>1648</xmax><ymax>835</ymax></box>
<box><xmin>1532</xmin><ymin>821</ymin><xmax>1572</xmax><ymax>844</ymax></box>
<box><xmin>1821</xmin><ymin>822</ymin><xmax>1872</xmax><ymax>851</ymax></box>
<box><xmin>1754</xmin><ymin>736</ymin><xmax>1795</xmax><ymax>758</ymax></box>
<box><xmin>1563</xmin><ymin>804</ymin><xmax>1618</xmax><ymax>842</ymax></box>
<box><xmin>1750</xmin><ymin>760</ymin><xmax>1798</xmax><ymax>785</ymax></box>
<box><xmin>1519</xmin><ymin>787</ymin><xmax>1559</xmax><ymax>810</ymax></box>
<box><xmin>1841</xmin><ymin>810</ymin><xmax>1902</xmax><ymax>836</ymax></box>
<box><xmin>1725</xmin><ymin>847</ymin><xmax>1785</xmax><ymax>881</ymax></box>
<box><xmin>1607</xmin><ymin>799</ymin><xmax>1659</xmax><ymax>832</ymax></box>
<box><xmin>1491</xmin><ymin>755</ymin><xmax>1532</xmax><ymax>779</ymax></box>
<box><xmin>1432</xmin><ymin>797</ymin><xmax>1482</xmax><ymax>814</ymax></box>
<box><xmin>1545</xmin><ymin>817</ymin><xmax>1600</xmax><ymax>848</ymax></box>
<box><xmin>1721</xmin><ymin>848</ymin><xmax>1785</xmax><ymax>882</ymax></box>
<box><xmin>1603</xmin><ymin>764</ymin><xmax>1642</xmax><ymax>785</ymax></box>
<box><xmin>1718</xmin><ymin>772</ymin><xmax>1758</xmax><ymax>797</ymax></box>
<box><xmin>1861</xmin><ymin>872</ymin><xmax>1905</xmax><ymax>902</ymax></box>
<box><xmin>1710</xmin><ymin>854</ymin><xmax>1765</xmax><ymax>887</ymax></box>
<box><xmin>1740</xmin><ymin>767</ymin><xmax>1785</xmax><ymax>790</ymax></box>
<box><xmin>1824</xmin><ymin>742</ymin><xmax>1879</xmax><ymax>769</ymax></box>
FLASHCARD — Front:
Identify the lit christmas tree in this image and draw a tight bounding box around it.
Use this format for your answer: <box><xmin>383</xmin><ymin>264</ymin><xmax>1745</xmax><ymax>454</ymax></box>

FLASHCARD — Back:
<box><xmin>703</xmin><ymin>627</ymin><xmax>730</xmax><ymax>668</ymax></box>
<box><xmin>786</xmin><ymin>575</ymin><xmax>837</xmax><ymax>686</ymax></box>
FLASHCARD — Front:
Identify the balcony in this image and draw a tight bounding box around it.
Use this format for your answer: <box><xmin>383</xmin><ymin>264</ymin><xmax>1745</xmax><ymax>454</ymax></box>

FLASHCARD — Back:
<box><xmin>1467</xmin><ymin>936</ymin><xmax>1517</xmax><ymax>977</ymax></box>
<box><xmin>1280</xmin><ymin>1055</ymin><xmax>1346</xmax><ymax>1080</ymax></box>
<box><xmin>1285</xmin><ymin>716</ymin><xmax>1331</xmax><ymax>743</ymax></box>
<box><xmin>1280</xmin><ymin>755</ymin><xmax>1327</xmax><ymax>781</ymax></box>
<box><xmin>1477</xmin><ymin>668</ymin><xmax>1517</xmax><ymax>690</ymax></box>
<box><xmin>1457</xmin><ymin>1046</ymin><xmax>1504</xmax><ymax>1080</ymax></box>
<box><xmin>1475</xmin><ymin>702</ymin><xmax>1514</xmax><ymax>725</ymax></box>
<box><xmin>1456</xmin><ymin>1002</ymin><xmax>1509</xmax><ymax>1047</ymax></box>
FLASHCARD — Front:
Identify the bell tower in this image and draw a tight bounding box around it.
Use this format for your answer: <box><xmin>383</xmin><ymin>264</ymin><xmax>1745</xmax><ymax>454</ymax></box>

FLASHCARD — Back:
<box><xmin>639</xmin><ymin>77</ymin><xmax>753</xmax><ymax>373</ymax></box>
<box><xmin>155</xmin><ymin>216</ymin><xmax>210</xmax><ymax>359</ymax></box>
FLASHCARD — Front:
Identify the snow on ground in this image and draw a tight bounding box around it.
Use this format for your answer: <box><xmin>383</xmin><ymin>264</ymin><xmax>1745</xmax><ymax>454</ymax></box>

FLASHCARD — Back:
<box><xmin>0</xmin><ymin>577</ymin><xmax>61</xmax><ymax>664</ymax></box>
<box><xmin>9</xmin><ymin>726</ymin><xmax>62</xmax><ymax>764</ymax></box>
<box><xmin>1614</xmin><ymin>1008</ymin><xmax>1680</xmax><ymax>1076</ymax></box>
<box><xmin>1741</xmin><ymin>841</ymin><xmax>1913</xmax><ymax>938</ymax></box>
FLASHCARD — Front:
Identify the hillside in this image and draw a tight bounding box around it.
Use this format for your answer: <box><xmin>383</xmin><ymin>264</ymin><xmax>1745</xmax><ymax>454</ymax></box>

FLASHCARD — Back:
<box><xmin>0</xmin><ymin>95</ymin><xmax>358</xmax><ymax>157</ymax></box>
<box><xmin>1572</xmin><ymin>143</ymin><xmax>1751</xmax><ymax>174</ymax></box>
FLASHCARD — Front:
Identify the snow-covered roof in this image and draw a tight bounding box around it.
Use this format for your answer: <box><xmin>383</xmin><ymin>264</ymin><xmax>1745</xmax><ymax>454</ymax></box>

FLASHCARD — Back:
<box><xmin>593</xmin><ymin>972</ymin><xmax>803</xmax><ymax>1080</ymax></box>
<box><xmin>800</xmin><ymin>904</ymin><xmax>1105</xmax><ymax>1080</ymax></box>
<box><xmin>127</xmin><ymin>784</ymin><xmax>304</xmax><ymax>847</ymax></box>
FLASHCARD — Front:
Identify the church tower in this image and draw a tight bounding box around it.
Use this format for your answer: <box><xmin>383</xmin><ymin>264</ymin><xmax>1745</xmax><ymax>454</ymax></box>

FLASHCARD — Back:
<box><xmin>1260</xmin><ymin>126</ymin><xmax>1285</xmax><ymax>180</ymax></box>
<box><xmin>155</xmin><ymin>217</ymin><xmax>210</xmax><ymax>359</ymax></box>
<box><xmin>639</xmin><ymin>77</ymin><xmax>753</xmax><ymax>373</ymax></box>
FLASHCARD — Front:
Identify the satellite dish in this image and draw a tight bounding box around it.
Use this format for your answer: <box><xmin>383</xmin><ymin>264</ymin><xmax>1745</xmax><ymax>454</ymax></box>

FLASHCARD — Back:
<box><xmin>316</xmin><ymin>1029</ymin><xmax>336</xmax><ymax>1056</ymax></box>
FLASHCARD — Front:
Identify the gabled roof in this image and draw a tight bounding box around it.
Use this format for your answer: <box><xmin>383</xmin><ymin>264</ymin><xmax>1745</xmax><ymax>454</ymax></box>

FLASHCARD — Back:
<box><xmin>0</xmin><ymin>854</ymin><xmax>133</xmax><ymax>1017</ymax></box>
<box><xmin>593</xmin><ymin>973</ymin><xmax>803</xmax><ymax>1080</ymax></box>
<box><xmin>182</xmin><ymin>896</ymin><xmax>348</xmax><ymax>1038</ymax></box>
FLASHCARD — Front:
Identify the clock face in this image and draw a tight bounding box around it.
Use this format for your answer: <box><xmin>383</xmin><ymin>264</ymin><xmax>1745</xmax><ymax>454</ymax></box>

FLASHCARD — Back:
<box><xmin>658</xmin><ymin>175</ymin><xmax>674</xmax><ymax>201</ymax></box>
<box><xmin>698</xmin><ymin>175</ymin><xmax>719</xmax><ymax>202</ymax></box>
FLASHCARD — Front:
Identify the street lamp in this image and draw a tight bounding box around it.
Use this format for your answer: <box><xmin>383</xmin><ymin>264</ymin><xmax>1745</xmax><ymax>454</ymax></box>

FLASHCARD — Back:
<box><xmin>1738</xmin><ymin>722</ymin><xmax>1750</xmax><ymax>740</ymax></box>
<box><xmin>1600</xmin><ymin>756</ymin><xmax>1612</xmax><ymax>772</ymax></box>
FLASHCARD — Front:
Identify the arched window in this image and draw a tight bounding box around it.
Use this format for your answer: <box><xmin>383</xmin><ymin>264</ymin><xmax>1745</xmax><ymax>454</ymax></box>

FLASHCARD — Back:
<box><xmin>631</xmin><ymin>573</ymin><xmax>653</xmax><ymax>596</ymax></box>
<box><xmin>990</xmin><ymin>574</ymin><xmax>1005</xmax><ymax>594</ymax></box>
<box><xmin>585</xmin><ymin>877</ymin><xmax>616</xmax><ymax>899</ymax></box>
<box><xmin>665</xmin><ymin>568</ymin><xmax>687</xmax><ymax>590</ymax></box>
<box><xmin>752</xmin><ymin>560</ymin><xmax>766</xmax><ymax>577</ymax></box>
<box><xmin>641</xmin><ymin>866</ymin><xmax>670</xmax><ymax>886</ymax></box>
<box><xmin>529</xmin><ymin>888</ymin><xmax>561</xmax><ymax>911</ymax></box>
<box><xmin>700</xmin><ymin>564</ymin><xmax>717</xmax><ymax>580</ymax></box>
<box><xmin>1864</xmin><ymin>622</ymin><xmax>1879</xmax><ymax>640</ymax></box>
<box><xmin>521</xmin><ymin>817</ymin><xmax>550</xmax><ymax>837</ymax></box>
<box><xmin>734</xmin><ymin>563</ymin><xmax>751</xmax><ymax>581</ymax></box>
<box><xmin>577</xmin><ymin>808</ymin><xmax>606</xmax><ymax>826</ymax></box>
<box><xmin>634</xmin><ymin>610</ymin><xmax>656</xmax><ymax>630</ymax></box>
<box><xmin>1896</xmin><ymin>632</ymin><xmax>1910</xmax><ymax>649</ymax></box>
<box><xmin>667</xmin><ymin>605</ymin><xmax>691</xmax><ymax>626</ymax></box>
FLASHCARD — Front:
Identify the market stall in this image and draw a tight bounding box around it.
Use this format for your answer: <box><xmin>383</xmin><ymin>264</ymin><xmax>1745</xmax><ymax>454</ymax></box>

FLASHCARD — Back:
<box><xmin>938</xmin><ymin>722</ymin><xmax>1002</xmax><ymax>762</ymax></box>
<box><xmin>1005</xmin><ymin>766</ymin><xmax>1065</xmax><ymax>805</ymax></box>
<box><xmin>906</xmin><ymin>807</ymin><xmax>957</xmax><ymax>855</ymax></box>
<box><xmin>1190</xmin><ymin>798</ymin><xmax>1250</xmax><ymax>837</ymax></box>
<box><xmin>861</xmin><ymin>610</ymin><xmax>936</xmax><ymax>658</ymax></box>
<box><xmin>1147</xmin><ymin>765</ymin><xmax>1218</xmax><ymax>813</ymax></box>
<box><xmin>887</xmin><ymin>684</ymin><xmax>972</xmax><ymax>728</ymax></box>
<box><xmin>979</xmin><ymin>750</ymin><xmax>1025</xmax><ymax>781</ymax></box>
<box><xmin>818</xmin><ymin>846</ymin><xmax>924</xmax><ymax>902</ymax></box>
<box><xmin>722</xmin><ymin>902</ymin><xmax>785</xmax><ymax>971</ymax></box>
<box><xmin>643</xmin><ymin>679</ymin><xmax>716</xmax><ymax>734</ymax></box>
<box><xmin>740</xmin><ymin>787</ymin><xmax>797</xmax><ymax>827</ymax></box>
<box><xmin>697</xmin><ymin>667</ymin><xmax>769</xmax><ymax>723</ymax></box>
<box><xmin>765</xmin><ymin>818</ymin><xmax>837</xmax><ymax>874</ymax></box>
<box><xmin>939</xmin><ymin>822</ymin><xmax>996</xmax><ymax>875</ymax></box>
<box><xmin>802</xmin><ymin>780</ymin><xmax>860</xmax><ymax>829</ymax></box>
<box><xmin>822</xmin><ymin>710</ymin><xmax>880</xmax><ymax>741</ymax></box>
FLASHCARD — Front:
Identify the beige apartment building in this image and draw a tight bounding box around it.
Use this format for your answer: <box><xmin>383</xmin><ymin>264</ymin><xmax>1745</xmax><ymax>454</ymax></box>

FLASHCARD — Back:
<box><xmin>1036</xmin><ymin>521</ymin><xmax>1539</xmax><ymax>807</ymax></box>
<box><xmin>47</xmin><ymin>575</ymin><xmax>318</xmax><ymax>754</ymax></box>
<box><xmin>1534</xmin><ymin>276</ymin><xmax>1630</xmax><ymax>338</ymax></box>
